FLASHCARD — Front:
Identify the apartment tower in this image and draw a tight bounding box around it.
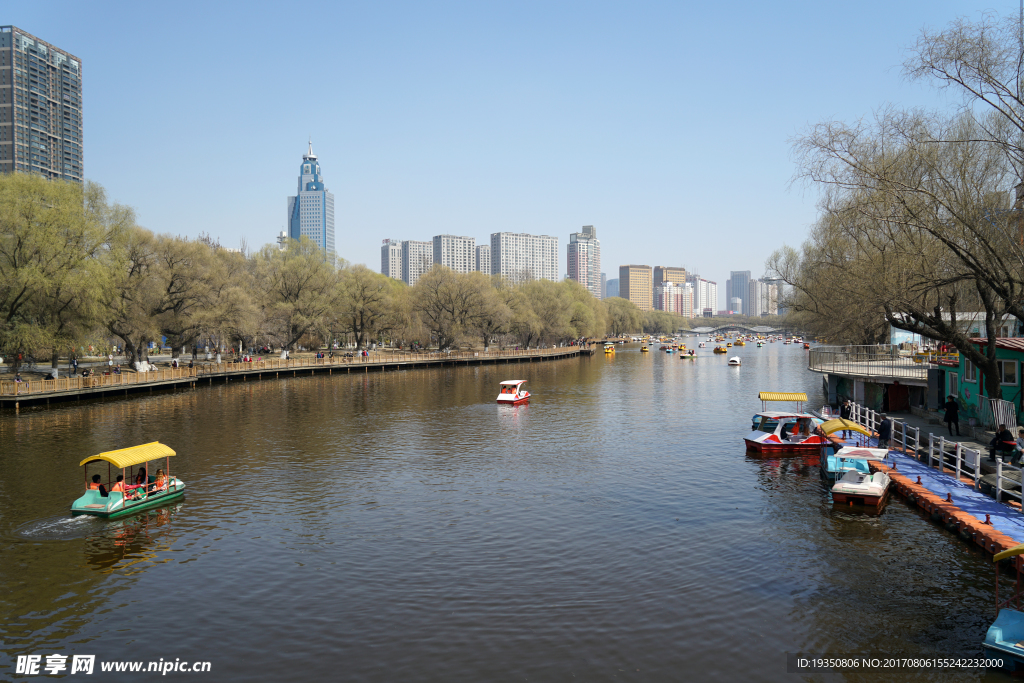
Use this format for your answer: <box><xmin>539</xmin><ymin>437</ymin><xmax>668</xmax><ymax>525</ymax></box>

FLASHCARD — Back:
<box><xmin>381</xmin><ymin>240</ymin><xmax>402</xmax><ymax>280</ymax></box>
<box><xmin>401</xmin><ymin>240</ymin><xmax>432</xmax><ymax>286</ymax></box>
<box><xmin>0</xmin><ymin>26</ymin><xmax>83</xmax><ymax>180</ymax></box>
<box><xmin>567</xmin><ymin>225</ymin><xmax>602</xmax><ymax>298</ymax></box>
<box><xmin>433</xmin><ymin>235</ymin><xmax>476</xmax><ymax>273</ymax></box>
<box><xmin>490</xmin><ymin>232</ymin><xmax>559</xmax><ymax>283</ymax></box>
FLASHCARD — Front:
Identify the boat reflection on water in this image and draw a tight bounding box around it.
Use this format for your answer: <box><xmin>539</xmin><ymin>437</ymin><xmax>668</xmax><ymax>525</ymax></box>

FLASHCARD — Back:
<box><xmin>496</xmin><ymin>403</ymin><xmax>529</xmax><ymax>430</ymax></box>
<box><xmin>84</xmin><ymin>502</ymin><xmax>182</xmax><ymax>573</ymax></box>
<box><xmin>827</xmin><ymin>497</ymin><xmax>890</xmax><ymax>518</ymax></box>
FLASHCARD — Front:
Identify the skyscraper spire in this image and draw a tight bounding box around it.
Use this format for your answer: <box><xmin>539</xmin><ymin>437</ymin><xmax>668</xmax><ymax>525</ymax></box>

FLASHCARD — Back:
<box><xmin>304</xmin><ymin>138</ymin><xmax>317</xmax><ymax>161</ymax></box>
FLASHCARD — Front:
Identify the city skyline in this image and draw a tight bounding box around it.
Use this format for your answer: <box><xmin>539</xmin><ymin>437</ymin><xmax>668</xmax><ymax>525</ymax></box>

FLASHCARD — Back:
<box><xmin>3</xmin><ymin>2</ymin><xmax>970</xmax><ymax>309</ymax></box>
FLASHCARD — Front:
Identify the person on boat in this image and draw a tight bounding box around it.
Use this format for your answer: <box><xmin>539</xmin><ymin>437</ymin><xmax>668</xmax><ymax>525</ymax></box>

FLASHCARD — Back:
<box><xmin>111</xmin><ymin>475</ymin><xmax>125</xmax><ymax>493</ymax></box>
<box><xmin>89</xmin><ymin>474</ymin><xmax>102</xmax><ymax>490</ymax></box>
<box><xmin>780</xmin><ymin>421</ymin><xmax>793</xmax><ymax>441</ymax></box>
<box><xmin>150</xmin><ymin>469</ymin><xmax>168</xmax><ymax>493</ymax></box>
<box><xmin>135</xmin><ymin>468</ymin><xmax>148</xmax><ymax>486</ymax></box>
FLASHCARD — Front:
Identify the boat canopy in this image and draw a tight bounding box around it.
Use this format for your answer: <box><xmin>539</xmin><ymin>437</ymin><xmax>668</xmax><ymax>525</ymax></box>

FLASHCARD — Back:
<box><xmin>832</xmin><ymin>446</ymin><xmax>890</xmax><ymax>460</ymax></box>
<box><xmin>995</xmin><ymin>543</ymin><xmax>1024</xmax><ymax>562</ymax></box>
<box><xmin>79</xmin><ymin>442</ymin><xmax>176</xmax><ymax>468</ymax></box>
<box><xmin>499</xmin><ymin>380</ymin><xmax>526</xmax><ymax>386</ymax></box>
<box><xmin>819</xmin><ymin>418</ymin><xmax>873</xmax><ymax>437</ymax></box>
<box><xmin>757</xmin><ymin>392</ymin><xmax>808</xmax><ymax>402</ymax></box>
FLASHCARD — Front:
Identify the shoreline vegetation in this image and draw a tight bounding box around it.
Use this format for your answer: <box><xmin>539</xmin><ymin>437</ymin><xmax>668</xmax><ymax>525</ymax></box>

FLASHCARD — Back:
<box><xmin>1</xmin><ymin>173</ymin><xmax>782</xmax><ymax>378</ymax></box>
<box><xmin>768</xmin><ymin>11</ymin><xmax>1024</xmax><ymax>403</ymax></box>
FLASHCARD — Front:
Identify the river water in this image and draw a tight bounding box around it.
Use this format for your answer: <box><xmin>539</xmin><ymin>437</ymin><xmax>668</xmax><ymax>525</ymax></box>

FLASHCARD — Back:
<box><xmin>0</xmin><ymin>342</ymin><xmax>1006</xmax><ymax>681</ymax></box>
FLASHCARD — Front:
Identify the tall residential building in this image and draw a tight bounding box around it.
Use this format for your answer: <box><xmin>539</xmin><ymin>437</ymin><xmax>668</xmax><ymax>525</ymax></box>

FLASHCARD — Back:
<box><xmin>687</xmin><ymin>275</ymin><xmax>718</xmax><ymax>317</ymax></box>
<box><xmin>490</xmin><ymin>232</ymin><xmax>558</xmax><ymax>283</ymax></box>
<box><xmin>567</xmin><ymin>225</ymin><xmax>602</xmax><ymax>298</ymax></box>
<box><xmin>600</xmin><ymin>273</ymin><xmax>607</xmax><ymax>299</ymax></box>
<box><xmin>726</xmin><ymin>271</ymin><xmax>751</xmax><ymax>315</ymax></box>
<box><xmin>433</xmin><ymin>234</ymin><xmax>476</xmax><ymax>273</ymax></box>
<box><xmin>653</xmin><ymin>266</ymin><xmax>687</xmax><ymax>290</ymax></box>
<box><xmin>606</xmin><ymin>278</ymin><xmax>619</xmax><ymax>298</ymax></box>
<box><xmin>619</xmin><ymin>265</ymin><xmax>653</xmax><ymax>311</ymax></box>
<box><xmin>655</xmin><ymin>282</ymin><xmax>693</xmax><ymax>317</ymax></box>
<box><xmin>287</xmin><ymin>142</ymin><xmax>335</xmax><ymax>256</ymax></box>
<box><xmin>747</xmin><ymin>279</ymin><xmax>780</xmax><ymax>317</ymax></box>
<box><xmin>762</xmin><ymin>277</ymin><xmax>785</xmax><ymax>315</ymax></box>
<box><xmin>0</xmin><ymin>26</ymin><xmax>83</xmax><ymax>181</ymax></box>
<box><xmin>401</xmin><ymin>240</ymin><xmax>432</xmax><ymax>286</ymax></box>
<box><xmin>476</xmin><ymin>245</ymin><xmax>491</xmax><ymax>274</ymax></box>
<box><xmin>381</xmin><ymin>239</ymin><xmax>402</xmax><ymax>280</ymax></box>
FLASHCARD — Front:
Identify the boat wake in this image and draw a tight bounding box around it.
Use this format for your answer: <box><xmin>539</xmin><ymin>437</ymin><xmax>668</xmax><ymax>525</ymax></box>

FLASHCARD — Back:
<box><xmin>14</xmin><ymin>514</ymin><xmax>106</xmax><ymax>541</ymax></box>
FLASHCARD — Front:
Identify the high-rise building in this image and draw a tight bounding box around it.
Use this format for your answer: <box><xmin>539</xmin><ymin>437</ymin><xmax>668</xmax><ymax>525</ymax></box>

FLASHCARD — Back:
<box><xmin>762</xmin><ymin>277</ymin><xmax>785</xmax><ymax>315</ymax></box>
<box><xmin>687</xmin><ymin>275</ymin><xmax>718</xmax><ymax>317</ymax></box>
<box><xmin>747</xmin><ymin>278</ymin><xmax>780</xmax><ymax>317</ymax></box>
<box><xmin>381</xmin><ymin>239</ymin><xmax>402</xmax><ymax>280</ymax></box>
<box><xmin>655</xmin><ymin>282</ymin><xmax>695</xmax><ymax>317</ymax></box>
<box><xmin>433</xmin><ymin>235</ymin><xmax>476</xmax><ymax>273</ymax></box>
<box><xmin>619</xmin><ymin>265</ymin><xmax>653</xmax><ymax>311</ymax></box>
<box><xmin>567</xmin><ymin>225</ymin><xmax>602</xmax><ymax>298</ymax></box>
<box><xmin>653</xmin><ymin>266</ymin><xmax>687</xmax><ymax>290</ymax></box>
<box><xmin>287</xmin><ymin>142</ymin><xmax>335</xmax><ymax>256</ymax></box>
<box><xmin>0</xmin><ymin>26</ymin><xmax>83</xmax><ymax>181</ymax></box>
<box><xmin>490</xmin><ymin>232</ymin><xmax>558</xmax><ymax>283</ymax></box>
<box><xmin>401</xmin><ymin>240</ymin><xmax>432</xmax><ymax>286</ymax></box>
<box><xmin>476</xmin><ymin>245</ymin><xmax>491</xmax><ymax>274</ymax></box>
<box><xmin>606</xmin><ymin>278</ymin><xmax>619</xmax><ymax>298</ymax></box>
<box><xmin>600</xmin><ymin>273</ymin><xmax>607</xmax><ymax>299</ymax></box>
<box><xmin>726</xmin><ymin>271</ymin><xmax>751</xmax><ymax>315</ymax></box>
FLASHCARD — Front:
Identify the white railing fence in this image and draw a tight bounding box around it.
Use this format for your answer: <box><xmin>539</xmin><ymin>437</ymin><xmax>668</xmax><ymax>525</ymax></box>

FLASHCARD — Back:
<box><xmin>847</xmin><ymin>401</ymin><xmax>1021</xmax><ymax>504</ymax></box>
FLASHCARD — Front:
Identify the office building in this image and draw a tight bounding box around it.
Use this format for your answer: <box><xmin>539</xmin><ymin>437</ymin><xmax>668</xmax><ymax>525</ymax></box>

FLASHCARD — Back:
<box><xmin>687</xmin><ymin>274</ymin><xmax>718</xmax><ymax>317</ymax></box>
<box><xmin>490</xmin><ymin>232</ymin><xmax>558</xmax><ymax>283</ymax></box>
<box><xmin>476</xmin><ymin>245</ymin><xmax>491</xmax><ymax>274</ymax></box>
<box><xmin>287</xmin><ymin>142</ymin><xmax>335</xmax><ymax>256</ymax></box>
<box><xmin>0</xmin><ymin>26</ymin><xmax>83</xmax><ymax>181</ymax></box>
<box><xmin>619</xmin><ymin>265</ymin><xmax>653</xmax><ymax>311</ymax></box>
<box><xmin>433</xmin><ymin>234</ymin><xmax>476</xmax><ymax>273</ymax></box>
<box><xmin>567</xmin><ymin>225</ymin><xmax>602</xmax><ymax>298</ymax></box>
<box><xmin>653</xmin><ymin>266</ymin><xmax>687</xmax><ymax>290</ymax></box>
<box><xmin>606</xmin><ymin>278</ymin><xmax>619</xmax><ymax>298</ymax></box>
<box><xmin>726</xmin><ymin>271</ymin><xmax>752</xmax><ymax>315</ymax></box>
<box><xmin>381</xmin><ymin>240</ymin><xmax>402</xmax><ymax>280</ymax></box>
<box><xmin>401</xmin><ymin>240</ymin><xmax>432</xmax><ymax>287</ymax></box>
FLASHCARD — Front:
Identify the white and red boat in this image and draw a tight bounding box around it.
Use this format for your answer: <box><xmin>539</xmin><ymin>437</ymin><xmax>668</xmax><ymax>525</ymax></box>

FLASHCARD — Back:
<box><xmin>744</xmin><ymin>412</ymin><xmax>829</xmax><ymax>453</ymax></box>
<box><xmin>496</xmin><ymin>380</ymin><xmax>530</xmax><ymax>405</ymax></box>
<box><xmin>831</xmin><ymin>469</ymin><xmax>891</xmax><ymax>507</ymax></box>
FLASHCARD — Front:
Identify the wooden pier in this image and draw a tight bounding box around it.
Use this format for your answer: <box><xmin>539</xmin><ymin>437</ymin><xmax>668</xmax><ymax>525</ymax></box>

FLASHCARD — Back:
<box><xmin>0</xmin><ymin>346</ymin><xmax>595</xmax><ymax>410</ymax></box>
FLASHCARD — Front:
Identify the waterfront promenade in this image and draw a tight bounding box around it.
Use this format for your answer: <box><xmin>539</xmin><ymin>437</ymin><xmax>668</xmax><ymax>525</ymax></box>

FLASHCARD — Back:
<box><xmin>0</xmin><ymin>346</ymin><xmax>593</xmax><ymax>409</ymax></box>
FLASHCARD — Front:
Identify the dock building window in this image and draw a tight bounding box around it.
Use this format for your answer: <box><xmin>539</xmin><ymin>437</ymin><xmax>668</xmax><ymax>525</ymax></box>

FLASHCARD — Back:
<box><xmin>998</xmin><ymin>360</ymin><xmax>1018</xmax><ymax>386</ymax></box>
<box><xmin>948</xmin><ymin>373</ymin><xmax>959</xmax><ymax>397</ymax></box>
<box><xmin>964</xmin><ymin>360</ymin><xmax>976</xmax><ymax>383</ymax></box>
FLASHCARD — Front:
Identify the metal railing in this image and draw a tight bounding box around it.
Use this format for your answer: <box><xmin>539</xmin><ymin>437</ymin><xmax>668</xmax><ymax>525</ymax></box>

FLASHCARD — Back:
<box><xmin>808</xmin><ymin>345</ymin><xmax>928</xmax><ymax>380</ymax></box>
<box><xmin>0</xmin><ymin>346</ymin><xmax>587</xmax><ymax>397</ymax></box>
<box><xmin>848</xmin><ymin>401</ymin><xmax>1021</xmax><ymax>504</ymax></box>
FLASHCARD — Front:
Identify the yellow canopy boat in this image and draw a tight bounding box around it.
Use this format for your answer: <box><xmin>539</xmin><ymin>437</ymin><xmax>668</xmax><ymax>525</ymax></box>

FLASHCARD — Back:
<box><xmin>71</xmin><ymin>442</ymin><xmax>186</xmax><ymax>518</ymax></box>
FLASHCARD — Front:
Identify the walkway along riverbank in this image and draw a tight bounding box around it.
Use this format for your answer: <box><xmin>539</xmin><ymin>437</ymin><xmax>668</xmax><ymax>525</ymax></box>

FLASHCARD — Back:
<box><xmin>838</xmin><ymin>401</ymin><xmax>1024</xmax><ymax>571</ymax></box>
<box><xmin>0</xmin><ymin>346</ymin><xmax>594</xmax><ymax>411</ymax></box>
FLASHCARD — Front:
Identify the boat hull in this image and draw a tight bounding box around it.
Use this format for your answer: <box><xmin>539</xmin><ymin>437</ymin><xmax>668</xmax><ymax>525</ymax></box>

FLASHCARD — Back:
<box><xmin>497</xmin><ymin>395</ymin><xmax>530</xmax><ymax>406</ymax></box>
<box><xmin>71</xmin><ymin>485</ymin><xmax>186</xmax><ymax>519</ymax></box>
<box><xmin>831</xmin><ymin>490</ymin><xmax>887</xmax><ymax>506</ymax></box>
<box><xmin>744</xmin><ymin>439</ymin><xmax>824</xmax><ymax>454</ymax></box>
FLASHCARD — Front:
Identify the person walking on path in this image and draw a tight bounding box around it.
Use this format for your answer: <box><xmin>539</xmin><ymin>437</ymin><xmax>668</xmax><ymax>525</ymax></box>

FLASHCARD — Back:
<box><xmin>72</xmin><ymin>357</ymin><xmax>78</xmax><ymax>376</ymax></box>
<box><xmin>943</xmin><ymin>395</ymin><xmax>960</xmax><ymax>436</ymax></box>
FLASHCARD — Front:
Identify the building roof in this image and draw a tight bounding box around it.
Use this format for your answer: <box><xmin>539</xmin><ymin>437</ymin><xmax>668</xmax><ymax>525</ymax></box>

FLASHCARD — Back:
<box><xmin>969</xmin><ymin>338</ymin><xmax>1024</xmax><ymax>351</ymax></box>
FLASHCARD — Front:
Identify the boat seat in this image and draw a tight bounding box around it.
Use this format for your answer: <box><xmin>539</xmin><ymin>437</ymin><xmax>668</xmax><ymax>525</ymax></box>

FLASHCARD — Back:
<box><xmin>986</xmin><ymin>609</ymin><xmax>1024</xmax><ymax>654</ymax></box>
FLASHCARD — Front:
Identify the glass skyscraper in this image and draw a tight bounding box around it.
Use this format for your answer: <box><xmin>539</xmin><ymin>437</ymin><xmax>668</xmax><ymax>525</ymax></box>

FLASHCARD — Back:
<box><xmin>287</xmin><ymin>142</ymin><xmax>335</xmax><ymax>256</ymax></box>
<box><xmin>0</xmin><ymin>26</ymin><xmax>83</xmax><ymax>181</ymax></box>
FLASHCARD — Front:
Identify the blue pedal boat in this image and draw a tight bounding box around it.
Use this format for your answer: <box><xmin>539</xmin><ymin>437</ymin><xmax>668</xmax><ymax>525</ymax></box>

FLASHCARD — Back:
<box><xmin>984</xmin><ymin>543</ymin><xmax>1024</xmax><ymax>671</ymax></box>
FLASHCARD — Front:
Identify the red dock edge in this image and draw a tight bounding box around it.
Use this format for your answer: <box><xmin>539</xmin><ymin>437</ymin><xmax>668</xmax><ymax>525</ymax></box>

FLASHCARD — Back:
<box><xmin>869</xmin><ymin>458</ymin><xmax>1023</xmax><ymax>569</ymax></box>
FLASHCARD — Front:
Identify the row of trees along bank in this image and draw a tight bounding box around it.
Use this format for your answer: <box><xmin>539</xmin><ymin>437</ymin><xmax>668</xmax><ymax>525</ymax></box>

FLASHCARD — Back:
<box><xmin>0</xmin><ymin>173</ymin><xmax>706</xmax><ymax>371</ymax></box>
<box><xmin>768</xmin><ymin>11</ymin><xmax>1024</xmax><ymax>402</ymax></box>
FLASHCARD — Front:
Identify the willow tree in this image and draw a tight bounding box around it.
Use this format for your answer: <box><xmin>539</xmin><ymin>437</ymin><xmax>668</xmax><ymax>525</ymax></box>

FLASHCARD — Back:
<box><xmin>0</xmin><ymin>174</ymin><xmax>125</xmax><ymax>370</ymax></box>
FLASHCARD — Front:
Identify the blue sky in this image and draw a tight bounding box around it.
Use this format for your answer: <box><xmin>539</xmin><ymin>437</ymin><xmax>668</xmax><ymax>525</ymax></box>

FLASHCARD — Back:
<box><xmin>9</xmin><ymin>0</ymin><xmax>987</xmax><ymax>307</ymax></box>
